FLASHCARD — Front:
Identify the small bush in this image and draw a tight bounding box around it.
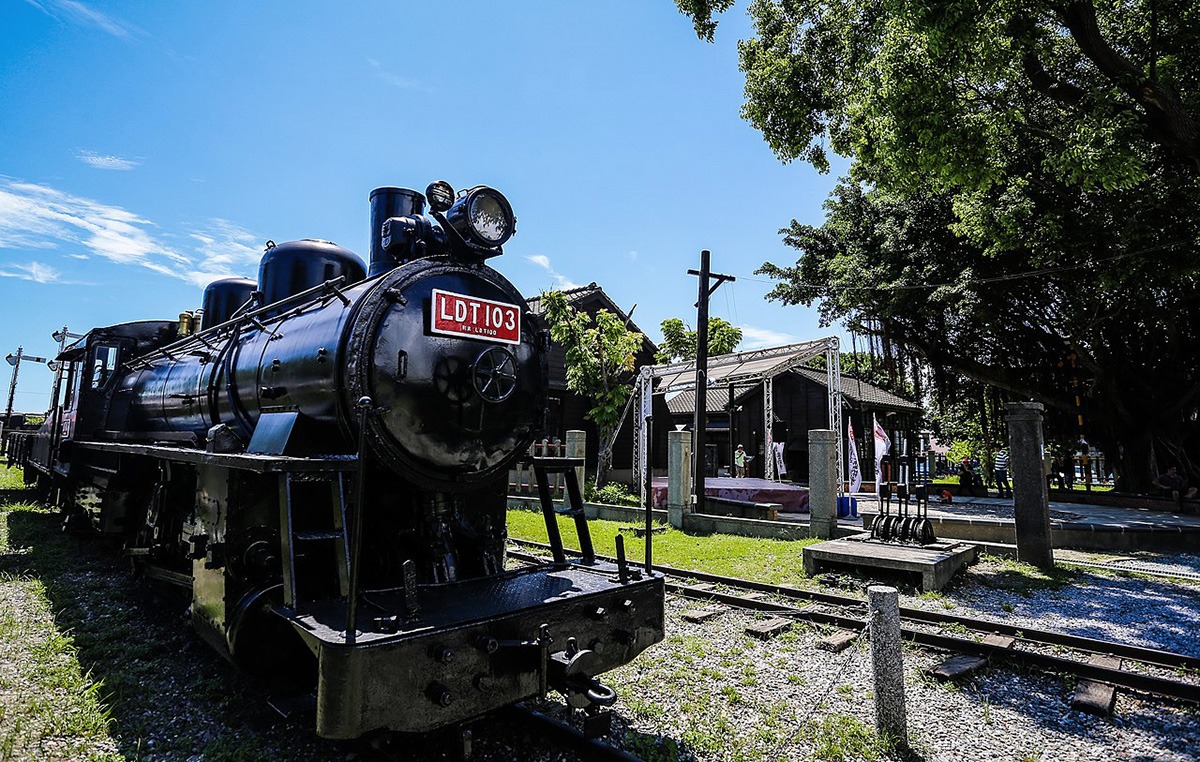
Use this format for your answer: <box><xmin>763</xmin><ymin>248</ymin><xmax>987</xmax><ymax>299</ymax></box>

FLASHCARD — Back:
<box><xmin>586</xmin><ymin>482</ymin><xmax>640</xmax><ymax>506</ymax></box>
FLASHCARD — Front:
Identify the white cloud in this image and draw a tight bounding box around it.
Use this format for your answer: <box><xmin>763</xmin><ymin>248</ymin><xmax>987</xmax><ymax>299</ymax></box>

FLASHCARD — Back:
<box><xmin>0</xmin><ymin>261</ymin><xmax>61</xmax><ymax>283</ymax></box>
<box><xmin>77</xmin><ymin>150</ymin><xmax>140</xmax><ymax>171</ymax></box>
<box><xmin>738</xmin><ymin>324</ymin><xmax>800</xmax><ymax>350</ymax></box>
<box><xmin>0</xmin><ymin>177</ymin><xmax>265</xmax><ymax>288</ymax></box>
<box><xmin>628</xmin><ymin>250</ymin><xmax>639</xmax><ymax>260</ymax></box>
<box><xmin>182</xmin><ymin>219</ymin><xmax>264</xmax><ymax>287</ymax></box>
<box><xmin>367</xmin><ymin>58</ymin><xmax>421</xmax><ymax>90</ymax></box>
<box><xmin>526</xmin><ymin>253</ymin><xmax>580</xmax><ymax>290</ymax></box>
<box><xmin>24</xmin><ymin>0</ymin><xmax>136</xmax><ymax>38</ymax></box>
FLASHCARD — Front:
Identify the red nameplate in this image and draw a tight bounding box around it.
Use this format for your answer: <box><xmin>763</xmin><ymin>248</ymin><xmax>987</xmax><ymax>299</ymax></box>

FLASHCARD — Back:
<box><xmin>430</xmin><ymin>289</ymin><xmax>521</xmax><ymax>345</ymax></box>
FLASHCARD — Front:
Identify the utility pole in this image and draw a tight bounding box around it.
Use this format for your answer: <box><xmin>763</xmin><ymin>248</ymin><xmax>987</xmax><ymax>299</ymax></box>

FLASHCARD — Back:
<box><xmin>3</xmin><ymin>346</ymin><xmax>24</xmax><ymax>440</ymax></box>
<box><xmin>688</xmin><ymin>250</ymin><xmax>735</xmax><ymax>515</ymax></box>
<box><xmin>2</xmin><ymin>346</ymin><xmax>54</xmax><ymax>454</ymax></box>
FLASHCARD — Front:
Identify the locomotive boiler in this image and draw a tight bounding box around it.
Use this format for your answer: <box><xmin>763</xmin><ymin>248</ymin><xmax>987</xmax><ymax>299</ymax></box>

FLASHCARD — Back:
<box><xmin>10</xmin><ymin>181</ymin><xmax>664</xmax><ymax>740</ymax></box>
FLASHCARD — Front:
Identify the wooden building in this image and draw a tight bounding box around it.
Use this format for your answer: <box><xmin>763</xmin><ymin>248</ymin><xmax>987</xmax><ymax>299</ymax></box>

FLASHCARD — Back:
<box><xmin>525</xmin><ymin>282</ymin><xmax>666</xmax><ymax>483</ymax></box>
<box><xmin>662</xmin><ymin>366</ymin><xmax>922</xmax><ymax>485</ymax></box>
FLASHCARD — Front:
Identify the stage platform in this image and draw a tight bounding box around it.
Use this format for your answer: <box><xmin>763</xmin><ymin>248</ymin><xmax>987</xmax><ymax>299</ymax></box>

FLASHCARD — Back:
<box><xmin>651</xmin><ymin>477</ymin><xmax>810</xmax><ymax>513</ymax></box>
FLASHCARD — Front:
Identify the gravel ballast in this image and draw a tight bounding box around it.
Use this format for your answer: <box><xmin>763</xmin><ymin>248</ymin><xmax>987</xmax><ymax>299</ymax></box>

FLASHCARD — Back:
<box><xmin>3</xmin><ymin>488</ymin><xmax>1199</xmax><ymax>761</ymax></box>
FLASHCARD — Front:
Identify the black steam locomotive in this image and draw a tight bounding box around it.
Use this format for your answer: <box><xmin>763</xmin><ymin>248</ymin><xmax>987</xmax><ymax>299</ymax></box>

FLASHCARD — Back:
<box><xmin>6</xmin><ymin>182</ymin><xmax>664</xmax><ymax>739</ymax></box>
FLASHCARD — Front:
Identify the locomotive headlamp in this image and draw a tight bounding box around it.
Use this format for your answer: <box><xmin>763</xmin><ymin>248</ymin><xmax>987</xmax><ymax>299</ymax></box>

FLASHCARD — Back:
<box><xmin>444</xmin><ymin>186</ymin><xmax>515</xmax><ymax>249</ymax></box>
<box><xmin>425</xmin><ymin>180</ymin><xmax>455</xmax><ymax>213</ymax></box>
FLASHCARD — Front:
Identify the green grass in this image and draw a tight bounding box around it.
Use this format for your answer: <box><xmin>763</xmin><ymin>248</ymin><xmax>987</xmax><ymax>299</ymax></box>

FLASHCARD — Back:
<box><xmin>0</xmin><ymin>467</ymin><xmax>341</xmax><ymax>760</ymax></box>
<box><xmin>801</xmin><ymin>713</ymin><xmax>884</xmax><ymax>761</ymax></box>
<box><xmin>0</xmin><ymin>517</ymin><xmax>121</xmax><ymax>760</ymax></box>
<box><xmin>507</xmin><ymin>507</ymin><xmax>821</xmax><ymax>586</ymax></box>
<box><xmin>0</xmin><ymin>468</ymin><xmax>27</xmax><ymax>491</ymax></box>
<box><xmin>977</xmin><ymin>554</ymin><xmax>1077</xmax><ymax>596</ymax></box>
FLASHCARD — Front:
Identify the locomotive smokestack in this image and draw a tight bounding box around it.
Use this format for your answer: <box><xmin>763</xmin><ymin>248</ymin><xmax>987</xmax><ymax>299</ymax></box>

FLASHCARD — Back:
<box><xmin>369</xmin><ymin>187</ymin><xmax>426</xmax><ymax>277</ymax></box>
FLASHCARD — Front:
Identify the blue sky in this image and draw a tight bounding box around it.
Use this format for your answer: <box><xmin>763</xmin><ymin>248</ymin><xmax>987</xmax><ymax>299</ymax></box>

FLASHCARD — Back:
<box><xmin>0</xmin><ymin>0</ymin><xmax>846</xmax><ymax>412</ymax></box>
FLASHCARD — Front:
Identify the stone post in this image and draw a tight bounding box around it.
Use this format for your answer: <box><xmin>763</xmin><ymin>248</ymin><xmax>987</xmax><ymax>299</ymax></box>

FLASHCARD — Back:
<box><xmin>926</xmin><ymin>452</ymin><xmax>936</xmax><ymax>482</ymax></box>
<box><xmin>1005</xmin><ymin>402</ymin><xmax>1055</xmax><ymax>570</ymax></box>
<box><xmin>808</xmin><ymin>429</ymin><xmax>837</xmax><ymax>539</ymax></box>
<box><xmin>565</xmin><ymin>430</ymin><xmax>586</xmax><ymax>495</ymax></box>
<box><xmin>868</xmin><ymin>585</ymin><xmax>908</xmax><ymax>749</ymax></box>
<box><xmin>667</xmin><ymin>430</ymin><xmax>693</xmax><ymax>529</ymax></box>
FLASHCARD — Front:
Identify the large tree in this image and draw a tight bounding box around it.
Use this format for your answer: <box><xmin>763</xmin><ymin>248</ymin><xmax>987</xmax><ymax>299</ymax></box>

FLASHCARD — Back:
<box><xmin>655</xmin><ymin>316</ymin><xmax>743</xmax><ymax>363</ymax></box>
<box><xmin>677</xmin><ymin>0</ymin><xmax>1200</xmax><ymax>488</ymax></box>
<box><xmin>540</xmin><ymin>291</ymin><xmax>644</xmax><ymax>489</ymax></box>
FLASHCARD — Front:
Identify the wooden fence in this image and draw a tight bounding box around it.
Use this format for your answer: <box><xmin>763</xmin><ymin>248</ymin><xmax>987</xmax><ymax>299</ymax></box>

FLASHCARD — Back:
<box><xmin>508</xmin><ymin>439</ymin><xmax>568</xmax><ymax>498</ymax></box>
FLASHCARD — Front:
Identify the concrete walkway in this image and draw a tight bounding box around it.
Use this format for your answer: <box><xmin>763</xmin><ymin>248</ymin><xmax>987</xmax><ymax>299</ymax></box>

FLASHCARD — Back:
<box><xmin>779</xmin><ymin>492</ymin><xmax>1200</xmax><ymax>552</ymax></box>
<box><xmin>877</xmin><ymin>493</ymin><xmax>1200</xmax><ymax>530</ymax></box>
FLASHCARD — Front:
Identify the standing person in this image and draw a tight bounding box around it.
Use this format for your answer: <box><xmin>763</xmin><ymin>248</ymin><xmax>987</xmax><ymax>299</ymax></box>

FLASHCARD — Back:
<box><xmin>994</xmin><ymin>448</ymin><xmax>1012</xmax><ymax>498</ymax></box>
<box><xmin>734</xmin><ymin>444</ymin><xmax>747</xmax><ymax>478</ymax></box>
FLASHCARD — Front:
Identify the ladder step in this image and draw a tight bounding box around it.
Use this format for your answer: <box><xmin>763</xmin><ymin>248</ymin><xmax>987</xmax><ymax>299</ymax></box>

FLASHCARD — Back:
<box><xmin>294</xmin><ymin>530</ymin><xmax>345</xmax><ymax>542</ymax></box>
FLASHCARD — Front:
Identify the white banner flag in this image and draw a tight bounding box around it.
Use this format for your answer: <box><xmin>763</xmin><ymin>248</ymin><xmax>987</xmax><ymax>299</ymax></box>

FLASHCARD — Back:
<box><xmin>847</xmin><ymin>421</ymin><xmax>863</xmax><ymax>493</ymax></box>
<box><xmin>873</xmin><ymin>414</ymin><xmax>891</xmax><ymax>495</ymax></box>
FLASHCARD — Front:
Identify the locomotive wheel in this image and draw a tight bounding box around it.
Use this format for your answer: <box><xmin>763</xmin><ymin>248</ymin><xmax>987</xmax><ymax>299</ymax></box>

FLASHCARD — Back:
<box><xmin>227</xmin><ymin>584</ymin><xmax>317</xmax><ymax>691</ymax></box>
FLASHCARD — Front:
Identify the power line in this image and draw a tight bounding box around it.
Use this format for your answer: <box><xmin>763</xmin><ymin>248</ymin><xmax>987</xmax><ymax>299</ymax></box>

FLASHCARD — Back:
<box><xmin>728</xmin><ymin>240</ymin><xmax>1191</xmax><ymax>292</ymax></box>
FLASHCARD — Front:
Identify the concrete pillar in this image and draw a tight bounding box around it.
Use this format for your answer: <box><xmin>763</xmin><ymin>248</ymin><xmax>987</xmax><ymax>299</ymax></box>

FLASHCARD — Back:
<box><xmin>667</xmin><ymin>429</ymin><xmax>693</xmax><ymax>529</ymax></box>
<box><xmin>808</xmin><ymin>429</ymin><xmax>837</xmax><ymax>539</ymax></box>
<box><xmin>926</xmin><ymin>452</ymin><xmax>936</xmax><ymax>482</ymax></box>
<box><xmin>1005</xmin><ymin>402</ymin><xmax>1055</xmax><ymax>570</ymax></box>
<box><xmin>868</xmin><ymin>585</ymin><xmax>908</xmax><ymax>749</ymax></box>
<box><xmin>565</xmin><ymin>430</ymin><xmax>586</xmax><ymax>494</ymax></box>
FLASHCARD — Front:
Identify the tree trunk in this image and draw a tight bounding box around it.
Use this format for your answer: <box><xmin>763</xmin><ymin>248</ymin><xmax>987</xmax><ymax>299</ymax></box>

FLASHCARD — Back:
<box><xmin>594</xmin><ymin>431</ymin><xmax>615</xmax><ymax>490</ymax></box>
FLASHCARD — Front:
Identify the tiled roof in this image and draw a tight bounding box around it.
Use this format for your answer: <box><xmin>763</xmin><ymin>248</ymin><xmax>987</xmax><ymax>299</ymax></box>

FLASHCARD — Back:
<box><xmin>657</xmin><ymin>367</ymin><xmax>921</xmax><ymax>414</ymax></box>
<box><xmin>792</xmin><ymin>366</ymin><xmax>921</xmax><ymax>411</ymax></box>
<box><xmin>662</xmin><ymin>387</ymin><xmax>753</xmax><ymax>416</ymax></box>
<box><xmin>525</xmin><ymin>281</ymin><xmax>656</xmax><ymax>353</ymax></box>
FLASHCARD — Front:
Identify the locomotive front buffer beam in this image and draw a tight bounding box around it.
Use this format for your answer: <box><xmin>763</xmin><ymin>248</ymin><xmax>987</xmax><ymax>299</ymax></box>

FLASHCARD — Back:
<box><xmin>279</xmin><ymin>561</ymin><xmax>665</xmax><ymax>739</ymax></box>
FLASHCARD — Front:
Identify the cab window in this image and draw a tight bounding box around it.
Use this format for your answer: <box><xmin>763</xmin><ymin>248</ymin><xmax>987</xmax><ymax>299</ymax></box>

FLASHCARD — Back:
<box><xmin>91</xmin><ymin>345</ymin><xmax>119</xmax><ymax>389</ymax></box>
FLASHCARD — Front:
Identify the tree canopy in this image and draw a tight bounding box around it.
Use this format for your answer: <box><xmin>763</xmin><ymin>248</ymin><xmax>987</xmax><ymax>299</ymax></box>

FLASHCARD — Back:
<box><xmin>655</xmin><ymin>316</ymin><xmax>743</xmax><ymax>363</ymax></box>
<box><xmin>540</xmin><ymin>291</ymin><xmax>644</xmax><ymax>488</ymax></box>
<box><xmin>678</xmin><ymin>0</ymin><xmax>1200</xmax><ymax>487</ymax></box>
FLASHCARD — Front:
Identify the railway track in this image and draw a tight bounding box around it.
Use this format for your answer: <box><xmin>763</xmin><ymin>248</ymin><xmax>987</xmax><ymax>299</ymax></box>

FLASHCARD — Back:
<box><xmin>500</xmin><ymin>704</ymin><xmax>646</xmax><ymax>762</ymax></box>
<box><xmin>357</xmin><ymin>702</ymin><xmax>645</xmax><ymax>762</ymax></box>
<box><xmin>508</xmin><ymin>538</ymin><xmax>1200</xmax><ymax>705</ymax></box>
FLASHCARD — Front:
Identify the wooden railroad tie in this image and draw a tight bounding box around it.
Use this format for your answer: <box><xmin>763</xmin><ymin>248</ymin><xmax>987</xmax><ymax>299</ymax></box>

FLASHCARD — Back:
<box><xmin>745</xmin><ymin>617</ymin><xmax>792</xmax><ymax>640</ymax></box>
<box><xmin>681</xmin><ymin>607</ymin><xmax>724</xmax><ymax>624</ymax></box>
<box><xmin>817</xmin><ymin>629</ymin><xmax>858</xmax><ymax>653</ymax></box>
<box><xmin>1071</xmin><ymin>654</ymin><xmax>1121</xmax><ymax>717</ymax></box>
<box><xmin>926</xmin><ymin>633</ymin><xmax>1015</xmax><ymax>682</ymax></box>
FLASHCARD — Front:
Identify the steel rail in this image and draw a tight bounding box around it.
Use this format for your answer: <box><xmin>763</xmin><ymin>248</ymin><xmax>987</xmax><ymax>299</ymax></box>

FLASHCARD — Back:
<box><xmin>507</xmin><ymin>538</ymin><xmax>1200</xmax><ymax>672</ymax></box>
<box><xmin>508</xmin><ymin>541</ymin><xmax>1200</xmax><ymax>703</ymax></box>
